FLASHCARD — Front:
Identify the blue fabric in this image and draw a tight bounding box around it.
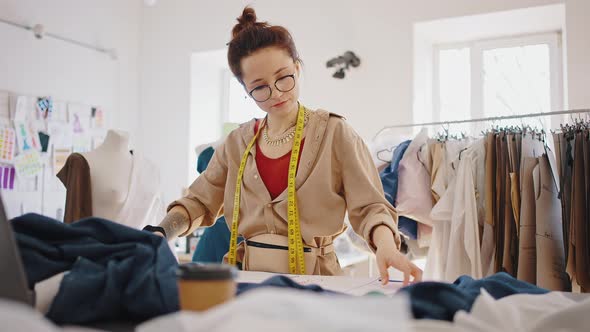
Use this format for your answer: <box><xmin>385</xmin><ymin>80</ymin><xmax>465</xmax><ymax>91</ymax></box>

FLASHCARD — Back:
<box><xmin>197</xmin><ymin>146</ymin><xmax>215</xmax><ymax>173</ymax></box>
<box><xmin>192</xmin><ymin>217</ymin><xmax>243</xmax><ymax>263</ymax></box>
<box><xmin>236</xmin><ymin>272</ymin><xmax>548</xmax><ymax>322</ymax></box>
<box><xmin>398</xmin><ymin>272</ymin><xmax>549</xmax><ymax>321</ymax></box>
<box><xmin>379</xmin><ymin>140</ymin><xmax>418</xmax><ymax>239</ymax></box>
<box><xmin>237</xmin><ymin>275</ymin><xmax>339</xmax><ymax>296</ymax></box>
<box><xmin>12</xmin><ymin>213</ymin><xmax>179</xmax><ymax>324</ymax></box>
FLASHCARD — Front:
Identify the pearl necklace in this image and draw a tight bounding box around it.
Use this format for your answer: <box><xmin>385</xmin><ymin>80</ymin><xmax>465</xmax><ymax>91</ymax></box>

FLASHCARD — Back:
<box><xmin>262</xmin><ymin>110</ymin><xmax>309</xmax><ymax>146</ymax></box>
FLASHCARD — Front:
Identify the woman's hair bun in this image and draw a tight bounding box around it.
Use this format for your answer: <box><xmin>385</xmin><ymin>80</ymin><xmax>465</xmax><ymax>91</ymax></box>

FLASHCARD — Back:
<box><xmin>232</xmin><ymin>6</ymin><xmax>258</xmax><ymax>38</ymax></box>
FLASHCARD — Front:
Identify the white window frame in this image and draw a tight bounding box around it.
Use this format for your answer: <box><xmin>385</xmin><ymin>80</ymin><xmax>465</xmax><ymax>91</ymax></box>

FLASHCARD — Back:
<box><xmin>433</xmin><ymin>32</ymin><xmax>563</xmax><ymax>129</ymax></box>
<box><xmin>222</xmin><ymin>69</ymin><xmax>265</xmax><ymax>130</ymax></box>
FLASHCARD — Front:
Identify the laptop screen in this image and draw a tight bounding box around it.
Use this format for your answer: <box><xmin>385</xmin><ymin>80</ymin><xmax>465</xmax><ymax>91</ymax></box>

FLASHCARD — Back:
<box><xmin>0</xmin><ymin>194</ymin><xmax>34</xmax><ymax>305</ymax></box>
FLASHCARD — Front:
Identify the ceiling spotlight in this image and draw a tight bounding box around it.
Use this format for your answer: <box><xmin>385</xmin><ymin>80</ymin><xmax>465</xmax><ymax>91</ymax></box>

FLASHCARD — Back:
<box><xmin>326</xmin><ymin>51</ymin><xmax>360</xmax><ymax>79</ymax></box>
<box><xmin>332</xmin><ymin>68</ymin><xmax>345</xmax><ymax>79</ymax></box>
<box><xmin>32</xmin><ymin>24</ymin><xmax>44</xmax><ymax>39</ymax></box>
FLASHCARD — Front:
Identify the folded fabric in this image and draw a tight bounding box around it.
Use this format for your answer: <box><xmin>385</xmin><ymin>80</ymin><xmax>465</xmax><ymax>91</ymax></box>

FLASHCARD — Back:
<box><xmin>12</xmin><ymin>213</ymin><xmax>179</xmax><ymax>324</ymax></box>
<box><xmin>398</xmin><ymin>272</ymin><xmax>549</xmax><ymax>321</ymax></box>
<box><xmin>454</xmin><ymin>290</ymin><xmax>590</xmax><ymax>332</ymax></box>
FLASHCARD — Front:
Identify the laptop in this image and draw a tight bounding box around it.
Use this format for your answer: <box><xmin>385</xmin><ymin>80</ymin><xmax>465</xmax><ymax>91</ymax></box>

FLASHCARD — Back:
<box><xmin>0</xmin><ymin>194</ymin><xmax>34</xmax><ymax>306</ymax></box>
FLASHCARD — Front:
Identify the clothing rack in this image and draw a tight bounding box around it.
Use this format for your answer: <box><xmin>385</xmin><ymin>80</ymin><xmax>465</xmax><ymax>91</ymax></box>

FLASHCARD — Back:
<box><xmin>373</xmin><ymin>108</ymin><xmax>590</xmax><ymax>141</ymax></box>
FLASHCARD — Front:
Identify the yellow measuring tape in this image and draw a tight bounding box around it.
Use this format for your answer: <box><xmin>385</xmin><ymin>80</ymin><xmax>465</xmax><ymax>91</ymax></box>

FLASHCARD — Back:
<box><xmin>228</xmin><ymin>103</ymin><xmax>307</xmax><ymax>274</ymax></box>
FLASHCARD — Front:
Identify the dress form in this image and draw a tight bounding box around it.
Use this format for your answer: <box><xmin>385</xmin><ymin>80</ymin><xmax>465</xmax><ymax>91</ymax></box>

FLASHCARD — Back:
<box><xmin>81</xmin><ymin>129</ymin><xmax>133</xmax><ymax>221</ymax></box>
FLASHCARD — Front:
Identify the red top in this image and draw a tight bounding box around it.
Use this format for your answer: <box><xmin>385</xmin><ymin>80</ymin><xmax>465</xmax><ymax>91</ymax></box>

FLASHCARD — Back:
<box><xmin>254</xmin><ymin>120</ymin><xmax>305</xmax><ymax>200</ymax></box>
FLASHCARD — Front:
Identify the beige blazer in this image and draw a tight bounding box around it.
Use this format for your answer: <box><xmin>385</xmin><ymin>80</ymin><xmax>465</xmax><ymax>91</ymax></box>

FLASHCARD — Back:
<box><xmin>168</xmin><ymin>109</ymin><xmax>401</xmax><ymax>275</ymax></box>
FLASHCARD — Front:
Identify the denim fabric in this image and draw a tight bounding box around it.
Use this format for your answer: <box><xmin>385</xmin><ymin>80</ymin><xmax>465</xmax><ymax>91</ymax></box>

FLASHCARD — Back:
<box><xmin>399</xmin><ymin>272</ymin><xmax>549</xmax><ymax>321</ymax></box>
<box><xmin>12</xmin><ymin>214</ymin><xmax>179</xmax><ymax>324</ymax></box>
<box><xmin>379</xmin><ymin>140</ymin><xmax>418</xmax><ymax>239</ymax></box>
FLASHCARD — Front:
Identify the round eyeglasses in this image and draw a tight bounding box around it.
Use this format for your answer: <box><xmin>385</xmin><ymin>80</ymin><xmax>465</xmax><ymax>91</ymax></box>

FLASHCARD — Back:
<box><xmin>248</xmin><ymin>74</ymin><xmax>296</xmax><ymax>102</ymax></box>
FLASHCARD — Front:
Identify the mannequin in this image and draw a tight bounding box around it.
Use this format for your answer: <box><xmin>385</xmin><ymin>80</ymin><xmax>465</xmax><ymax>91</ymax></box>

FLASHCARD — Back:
<box><xmin>58</xmin><ymin>129</ymin><xmax>165</xmax><ymax>229</ymax></box>
<box><xmin>80</xmin><ymin>129</ymin><xmax>133</xmax><ymax>221</ymax></box>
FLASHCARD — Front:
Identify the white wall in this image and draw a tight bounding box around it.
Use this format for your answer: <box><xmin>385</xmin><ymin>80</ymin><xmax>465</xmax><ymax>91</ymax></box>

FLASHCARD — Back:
<box><xmin>189</xmin><ymin>50</ymin><xmax>226</xmax><ymax>186</ymax></box>
<box><xmin>140</xmin><ymin>0</ymin><xmax>590</xmax><ymax>204</ymax></box>
<box><xmin>0</xmin><ymin>0</ymin><xmax>142</xmax><ymax>218</ymax></box>
<box><xmin>565</xmin><ymin>0</ymin><xmax>590</xmax><ymax>109</ymax></box>
<box><xmin>0</xmin><ymin>0</ymin><xmax>142</xmax><ymax>140</ymax></box>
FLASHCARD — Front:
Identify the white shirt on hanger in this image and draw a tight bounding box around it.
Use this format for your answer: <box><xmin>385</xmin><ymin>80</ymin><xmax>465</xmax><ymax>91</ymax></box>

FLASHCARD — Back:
<box><xmin>445</xmin><ymin>138</ymin><xmax>485</xmax><ymax>281</ymax></box>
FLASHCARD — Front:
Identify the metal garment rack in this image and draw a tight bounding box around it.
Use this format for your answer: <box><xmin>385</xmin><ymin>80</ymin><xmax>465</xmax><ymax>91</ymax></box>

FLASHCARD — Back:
<box><xmin>373</xmin><ymin>108</ymin><xmax>590</xmax><ymax>141</ymax></box>
<box><xmin>0</xmin><ymin>17</ymin><xmax>117</xmax><ymax>59</ymax></box>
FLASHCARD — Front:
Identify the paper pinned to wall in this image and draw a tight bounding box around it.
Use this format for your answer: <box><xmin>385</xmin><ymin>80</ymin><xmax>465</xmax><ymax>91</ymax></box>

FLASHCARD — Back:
<box><xmin>14</xmin><ymin>121</ymin><xmax>41</xmax><ymax>152</ymax></box>
<box><xmin>68</xmin><ymin>103</ymin><xmax>92</xmax><ymax>134</ymax></box>
<box><xmin>47</xmin><ymin>122</ymin><xmax>72</xmax><ymax>149</ymax></box>
<box><xmin>91</xmin><ymin>107</ymin><xmax>105</xmax><ymax>128</ymax></box>
<box><xmin>11</xmin><ymin>95</ymin><xmax>37</xmax><ymax>122</ymax></box>
<box><xmin>36</xmin><ymin>97</ymin><xmax>54</xmax><ymax>120</ymax></box>
<box><xmin>0</xmin><ymin>127</ymin><xmax>16</xmax><ymax>163</ymax></box>
<box><xmin>38</xmin><ymin>132</ymin><xmax>50</xmax><ymax>153</ymax></box>
<box><xmin>72</xmin><ymin>133</ymin><xmax>91</xmax><ymax>153</ymax></box>
<box><xmin>52</xmin><ymin>101</ymin><xmax>68</xmax><ymax>123</ymax></box>
<box><xmin>53</xmin><ymin>147</ymin><xmax>71</xmax><ymax>174</ymax></box>
<box><xmin>0</xmin><ymin>165</ymin><xmax>16</xmax><ymax>190</ymax></box>
<box><xmin>14</xmin><ymin>150</ymin><xmax>43</xmax><ymax>178</ymax></box>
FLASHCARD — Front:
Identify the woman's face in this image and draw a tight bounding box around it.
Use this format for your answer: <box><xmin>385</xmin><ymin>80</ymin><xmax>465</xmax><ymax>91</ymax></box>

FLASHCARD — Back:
<box><xmin>240</xmin><ymin>47</ymin><xmax>301</xmax><ymax>116</ymax></box>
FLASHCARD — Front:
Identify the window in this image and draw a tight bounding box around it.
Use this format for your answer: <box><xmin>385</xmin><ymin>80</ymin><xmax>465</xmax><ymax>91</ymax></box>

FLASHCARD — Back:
<box><xmin>434</xmin><ymin>33</ymin><xmax>562</xmax><ymax>133</ymax></box>
<box><xmin>224</xmin><ymin>70</ymin><xmax>265</xmax><ymax>129</ymax></box>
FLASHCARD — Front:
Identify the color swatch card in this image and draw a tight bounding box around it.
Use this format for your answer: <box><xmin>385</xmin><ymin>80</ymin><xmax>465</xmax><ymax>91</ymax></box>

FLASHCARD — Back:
<box><xmin>53</xmin><ymin>147</ymin><xmax>71</xmax><ymax>174</ymax></box>
<box><xmin>0</xmin><ymin>127</ymin><xmax>16</xmax><ymax>163</ymax></box>
<box><xmin>14</xmin><ymin>150</ymin><xmax>43</xmax><ymax>178</ymax></box>
<box><xmin>91</xmin><ymin>107</ymin><xmax>105</xmax><ymax>128</ymax></box>
<box><xmin>0</xmin><ymin>165</ymin><xmax>16</xmax><ymax>190</ymax></box>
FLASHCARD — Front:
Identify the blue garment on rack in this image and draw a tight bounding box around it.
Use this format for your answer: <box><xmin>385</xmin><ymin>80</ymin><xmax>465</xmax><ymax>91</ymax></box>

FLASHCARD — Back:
<box><xmin>398</xmin><ymin>272</ymin><xmax>549</xmax><ymax>321</ymax></box>
<box><xmin>192</xmin><ymin>146</ymin><xmax>243</xmax><ymax>263</ymax></box>
<box><xmin>192</xmin><ymin>217</ymin><xmax>243</xmax><ymax>263</ymax></box>
<box><xmin>197</xmin><ymin>146</ymin><xmax>215</xmax><ymax>173</ymax></box>
<box><xmin>379</xmin><ymin>140</ymin><xmax>418</xmax><ymax>239</ymax></box>
<box><xmin>12</xmin><ymin>214</ymin><xmax>179</xmax><ymax>324</ymax></box>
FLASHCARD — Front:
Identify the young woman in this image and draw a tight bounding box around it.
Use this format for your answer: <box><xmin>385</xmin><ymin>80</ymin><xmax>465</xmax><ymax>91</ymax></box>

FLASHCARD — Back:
<box><xmin>147</xmin><ymin>6</ymin><xmax>422</xmax><ymax>285</ymax></box>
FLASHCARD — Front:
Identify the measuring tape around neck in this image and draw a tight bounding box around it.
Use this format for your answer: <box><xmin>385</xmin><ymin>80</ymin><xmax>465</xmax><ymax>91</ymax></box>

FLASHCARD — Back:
<box><xmin>228</xmin><ymin>103</ymin><xmax>307</xmax><ymax>274</ymax></box>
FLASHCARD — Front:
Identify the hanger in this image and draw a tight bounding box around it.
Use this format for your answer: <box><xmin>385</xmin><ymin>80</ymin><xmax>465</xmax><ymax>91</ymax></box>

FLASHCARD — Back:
<box><xmin>376</xmin><ymin>144</ymin><xmax>399</xmax><ymax>163</ymax></box>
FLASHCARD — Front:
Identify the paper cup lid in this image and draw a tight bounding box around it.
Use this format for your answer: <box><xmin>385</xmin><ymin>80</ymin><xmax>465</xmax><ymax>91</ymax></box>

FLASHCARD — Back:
<box><xmin>177</xmin><ymin>263</ymin><xmax>237</xmax><ymax>281</ymax></box>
